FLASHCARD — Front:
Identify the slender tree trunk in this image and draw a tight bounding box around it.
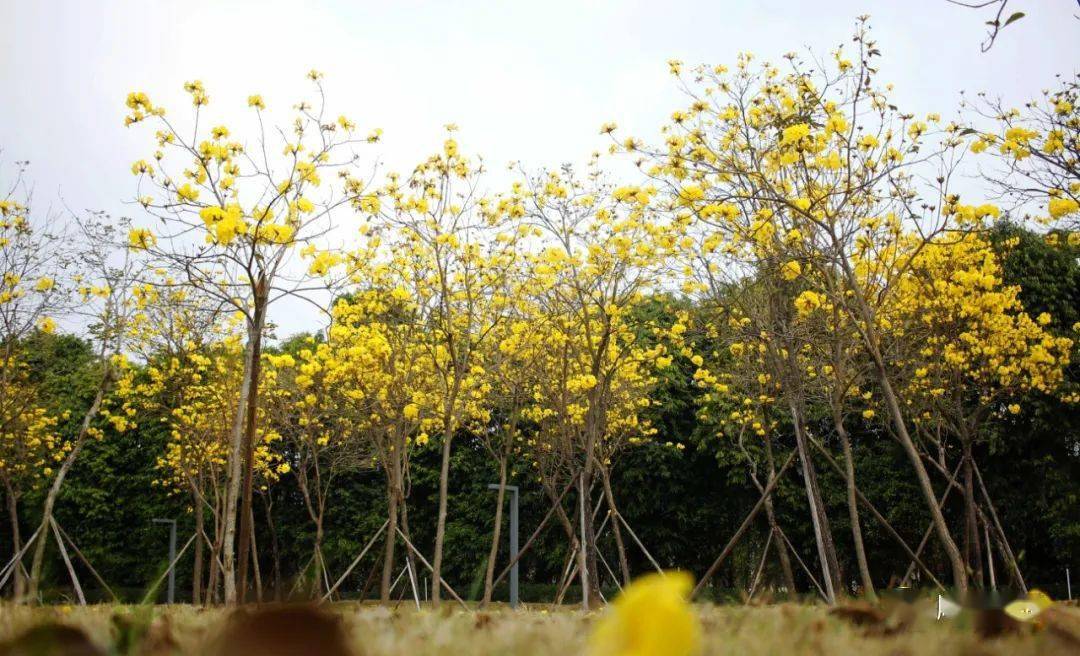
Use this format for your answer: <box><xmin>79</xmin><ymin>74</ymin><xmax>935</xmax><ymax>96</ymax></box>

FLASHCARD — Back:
<box><xmin>961</xmin><ymin>439</ymin><xmax>983</xmax><ymax>588</ymax></box>
<box><xmin>482</xmin><ymin>455</ymin><xmax>509</xmax><ymax>606</ymax></box>
<box><xmin>600</xmin><ymin>467</ymin><xmax>631</xmax><ymax>586</ymax></box>
<box><xmin>398</xmin><ymin>492</ymin><xmax>418</xmax><ymax>600</ymax></box>
<box><xmin>5</xmin><ymin>483</ymin><xmax>25</xmax><ymax>601</ymax></box>
<box><xmin>761</xmin><ymin>435</ymin><xmax>797</xmax><ymax>594</ymax></box>
<box><xmin>842</xmin><ymin>264</ymin><xmax>969</xmax><ymax>593</ymax></box>
<box><xmin>581</xmin><ymin>473</ymin><xmax>602</xmax><ymax>603</ymax></box>
<box><xmin>380</xmin><ymin>463</ymin><xmax>400</xmax><ymax>604</ymax></box>
<box><xmin>790</xmin><ymin>403</ymin><xmax>842</xmax><ymax>603</ymax></box>
<box><xmin>28</xmin><ymin>375</ymin><xmax>108</xmax><ymax>602</ymax></box>
<box><xmin>576</xmin><ymin>472</ymin><xmax>590</xmax><ymax>610</ymax></box>
<box><xmin>262</xmin><ymin>492</ymin><xmax>281</xmax><ymax>601</ymax></box>
<box><xmin>193</xmin><ymin>491</ymin><xmax>204</xmax><ymax>605</ymax></box>
<box><xmin>430</xmin><ymin>412</ymin><xmax>456</xmax><ymax>607</ymax></box>
<box><xmin>874</xmin><ymin>369</ymin><xmax>968</xmax><ymax>591</ymax></box>
<box><xmin>223</xmin><ymin>333</ymin><xmax>256</xmax><ymax>605</ymax></box>
<box><xmin>834</xmin><ymin>413</ymin><xmax>875</xmax><ymax>600</ymax></box>
<box><xmin>207</xmin><ymin>527</ymin><xmax>223</xmax><ymax>606</ymax></box>
<box><xmin>312</xmin><ymin>520</ymin><xmax>325</xmax><ymax>598</ymax></box>
<box><xmin>249</xmin><ymin>501</ymin><xmax>262</xmax><ymax>602</ymax></box>
<box><xmin>237</xmin><ymin>290</ymin><xmax>267</xmax><ymax>603</ymax></box>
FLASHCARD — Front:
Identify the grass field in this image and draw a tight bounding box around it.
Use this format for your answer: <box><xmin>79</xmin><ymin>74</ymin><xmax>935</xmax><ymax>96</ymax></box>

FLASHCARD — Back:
<box><xmin>1</xmin><ymin>600</ymin><xmax>1078</xmax><ymax>655</ymax></box>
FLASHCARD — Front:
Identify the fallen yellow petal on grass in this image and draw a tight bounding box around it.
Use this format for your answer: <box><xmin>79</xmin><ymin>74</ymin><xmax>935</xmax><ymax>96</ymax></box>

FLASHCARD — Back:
<box><xmin>588</xmin><ymin>571</ymin><xmax>701</xmax><ymax>656</ymax></box>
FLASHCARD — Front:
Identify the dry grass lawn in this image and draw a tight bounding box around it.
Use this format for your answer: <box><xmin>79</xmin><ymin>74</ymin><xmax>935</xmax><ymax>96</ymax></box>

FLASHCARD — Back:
<box><xmin>0</xmin><ymin>599</ymin><xmax>1078</xmax><ymax>655</ymax></box>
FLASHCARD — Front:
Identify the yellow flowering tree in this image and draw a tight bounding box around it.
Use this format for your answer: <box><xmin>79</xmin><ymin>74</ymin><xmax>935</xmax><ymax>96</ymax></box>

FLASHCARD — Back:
<box><xmin>626</xmin><ymin>20</ymin><xmax>978</xmax><ymax>591</ymax></box>
<box><xmin>355</xmin><ymin>133</ymin><xmax>522</xmax><ymax>605</ymax></box>
<box><xmin>887</xmin><ymin>232</ymin><xmax>1073</xmax><ymax>587</ymax></box>
<box><xmin>0</xmin><ymin>159</ymin><xmax>68</xmax><ymax>600</ymax></box>
<box><xmin>119</xmin><ymin>282</ymin><xmax>284</xmax><ymax>604</ymax></box>
<box><xmin>123</xmin><ymin>72</ymin><xmax>378</xmax><ymax>602</ymax></box>
<box><xmin>519</xmin><ymin>167</ymin><xmax>674</xmax><ymax>607</ymax></box>
<box><xmin>26</xmin><ymin>214</ymin><xmax>144</xmax><ymax>601</ymax></box>
<box><xmin>315</xmin><ymin>290</ymin><xmax>440</xmax><ymax>603</ymax></box>
<box><xmin>262</xmin><ymin>337</ymin><xmax>369</xmax><ymax>597</ymax></box>
<box><xmin>476</xmin><ymin>296</ymin><xmax>542</xmax><ymax>605</ymax></box>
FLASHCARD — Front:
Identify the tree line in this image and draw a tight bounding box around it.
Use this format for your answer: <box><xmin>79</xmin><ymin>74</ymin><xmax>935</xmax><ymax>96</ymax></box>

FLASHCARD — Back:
<box><xmin>2</xmin><ymin>20</ymin><xmax>1078</xmax><ymax>607</ymax></box>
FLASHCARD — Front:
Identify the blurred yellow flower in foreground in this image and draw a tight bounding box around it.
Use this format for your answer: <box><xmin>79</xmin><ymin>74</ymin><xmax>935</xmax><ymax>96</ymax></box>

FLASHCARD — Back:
<box><xmin>588</xmin><ymin>571</ymin><xmax>701</xmax><ymax>656</ymax></box>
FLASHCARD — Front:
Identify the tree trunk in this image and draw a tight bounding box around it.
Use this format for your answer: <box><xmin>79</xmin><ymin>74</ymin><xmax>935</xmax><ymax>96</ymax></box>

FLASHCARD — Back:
<box><xmin>5</xmin><ymin>483</ymin><xmax>24</xmax><ymax>601</ymax></box>
<box><xmin>193</xmin><ymin>491</ymin><xmax>204</xmax><ymax>605</ymax></box>
<box><xmin>482</xmin><ymin>455</ymin><xmax>509</xmax><ymax>606</ymax></box>
<box><xmin>962</xmin><ymin>439</ymin><xmax>983</xmax><ymax>588</ymax></box>
<box><xmin>237</xmin><ymin>290</ymin><xmax>267</xmax><ymax>603</ymax></box>
<box><xmin>874</xmin><ymin>367</ymin><xmax>968</xmax><ymax>592</ymax></box>
<box><xmin>430</xmin><ymin>418</ymin><xmax>454</xmax><ymax>607</ymax></box>
<box><xmin>379</xmin><ymin>465</ymin><xmax>400</xmax><ymax>604</ymax></box>
<box><xmin>206</xmin><ymin>528</ymin><xmax>222</xmax><ymax>605</ymax></box>
<box><xmin>262</xmin><ymin>492</ymin><xmax>282</xmax><ymax>601</ymax></box>
<box><xmin>222</xmin><ymin>331</ymin><xmax>257</xmax><ymax>605</ymax></box>
<box><xmin>576</xmin><ymin>473</ymin><xmax>591</xmax><ymax>610</ymax></box>
<box><xmin>790</xmin><ymin>403</ymin><xmax>842</xmax><ymax>603</ymax></box>
<box><xmin>841</xmin><ymin>263</ymin><xmax>969</xmax><ymax>593</ymax></box>
<box><xmin>600</xmin><ymin>467</ymin><xmax>631</xmax><ymax>586</ymax></box>
<box><xmin>835</xmin><ymin>414</ymin><xmax>875</xmax><ymax>600</ymax></box>
<box><xmin>761</xmin><ymin>435</ymin><xmax>797</xmax><ymax>595</ymax></box>
<box><xmin>28</xmin><ymin>375</ymin><xmax>108</xmax><ymax>602</ymax></box>
<box><xmin>249</xmin><ymin>501</ymin><xmax>262</xmax><ymax>602</ymax></box>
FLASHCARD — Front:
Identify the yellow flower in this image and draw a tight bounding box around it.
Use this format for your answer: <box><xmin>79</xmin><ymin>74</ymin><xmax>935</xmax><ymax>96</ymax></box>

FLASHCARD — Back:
<box><xmin>35</xmin><ymin>277</ymin><xmax>55</xmax><ymax>292</ymax></box>
<box><xmin>780</xmin><ymin>260</ymin><xmax>802</xmax><ymax>281</ymax></box>
<box><xmin>38</xmin><ymin>317</ymin><xmax>57</xmax><ymax>334</ymax></box>
<box><xmin>862</xmin><ymin>409</ymin><xmax>875</xmax><ymax>419</ymax></box>
<box><xmin>857</xmin><ymin>134</ymin><xmax>879</xmax><ymax>150</ymax></box>
<box><xmin>589</xmin><ymin>571</ymin><xmax>701</xmax><ymax>656</ymax></box>
<box><xmin>128</xmin><ymin>228</ymin><xmax>157</xmax><ymax>250</ymax></box>
<box><xmin>781</xmin><ymin>123</ymin><xmax>811</xmax><ymax>146</ymax></box>
<box><xmin>1008</xmin><ymin>404</ymin><xmax>1021</xmax><ymax>415</ymax></box>
<box><xmin>1048</xmin><ymin>197</ymin><xmax>1079</xmax><ymax>219</ymax></box>
<box><xmin>794</xmin><ymin>290</ymin><xmax>824</xmax><ymax>316</ymax></box>
<box><xmin>248</xmin><ymin>94</ymin><xmax>265</xmax><ymax>110</ymax></box>
<box><xmin>175</xmin><ymin>183</ymin><xmax>200</xmax><ymax>202</ymax></box>
<box><xmin>130</xmin><ymin>160</ymin><xmax>154</xmax><ymax>176</ymax></box>
<box><xmin>403</xmin><ymin>403</ymin><xmax>419</xmax><ymax>420</ymax></box>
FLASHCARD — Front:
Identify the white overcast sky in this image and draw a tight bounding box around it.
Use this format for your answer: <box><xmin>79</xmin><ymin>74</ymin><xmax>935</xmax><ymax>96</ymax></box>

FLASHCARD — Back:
<box><xmin>2</xmin><ymin>0</ymin><xmax>1078</xmax><ymax>337</ymax></box>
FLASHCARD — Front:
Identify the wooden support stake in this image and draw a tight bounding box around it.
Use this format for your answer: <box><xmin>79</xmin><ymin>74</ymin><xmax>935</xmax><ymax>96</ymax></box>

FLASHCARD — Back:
<box><xmin>774</xmin><ymin>525</ymin><xmax>828</xmax><ymax>601</ymax></box>
<box><xmin>692</xmin><ymin>449</ymin><xmax>797</xmax><ymax>598</ymax></box>
<box><xmin>615</xmin><ymin>512</ymin><xmax>664</xmax><ymax>575</ymax></box>
<box><xmin>901</xmin><ymin>460</ymin><xmax>963</xmax><ymax>586</ymax></box>
<box><xmin>747</xmin><ymin>530</ymin><xmax>774</xmax><ymax>600</ymax></box>
<box><xmin>394</xmin><ymin>527</ymin><xmax>468</xmax><ymax>610</ymax></box>
<box><xmin>54</xmin><ymin>521</ymin><xmax>118</xmax><ymax>602</ymax></box>
<box><xmin>50</xmin><ymin>517</ymin><xmax>85</xmax><ymax>605</ymax></box>
<box><xmin>809</xmin><ymin>437</ymin><xmax>946</xmax><ymax>591</ymax></box>
<box><xmin>144</xmin><ymin>533</ymin><xmax>197</xmax><ymax>604</ymax></box>
<box><xmin>0</xmin><ymin>524</ymin><xmax>42</xmax><ymax>591</ymax></box>
<box><xmin>971</xmin><ymin>461</ymin><xmax>1026</xmax><ymax>593</ymax></box>
<box><xmin>321</xmin><ymin>519</ymin><xmax>389</xmax><ymax>603</ymax></box>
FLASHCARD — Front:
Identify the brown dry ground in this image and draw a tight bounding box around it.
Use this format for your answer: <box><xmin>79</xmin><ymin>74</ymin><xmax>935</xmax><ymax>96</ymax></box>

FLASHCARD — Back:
<box><xmin>0</xmin><ymin>600</ymin><xmax>1078</xmax><ymax>655</ymax></box>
